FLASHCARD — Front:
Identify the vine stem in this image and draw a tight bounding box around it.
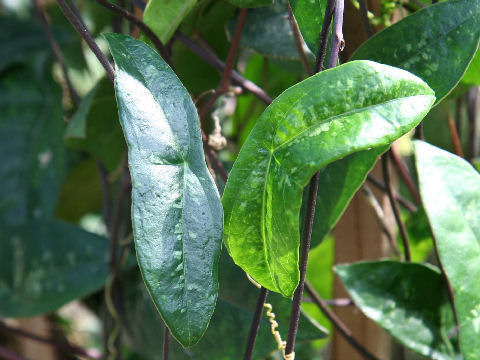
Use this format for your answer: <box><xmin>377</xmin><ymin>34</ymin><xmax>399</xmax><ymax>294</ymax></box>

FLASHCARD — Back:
<box><xmin>56</xmin><ymin>0</ymin><xmax>114</xmax><ymax>82</ymax></box>
<box><xmin>287</xmin><ymin>0</ymin><xmax>312</xmax><ymax>75</ymax></box>
<box><xmin>381</xmin><ymin>153</ymin><xmax>411</xmax><ymax>262</ymax></box>
<box><xmin>358</xmin><ymin>0</ymin><xmax>373</xmax><ymax>38</ymax></box>
<box><xmin>304</xmin><ymin>281</ymin><xmax>380</xmax><ymax>360</ymax></box>
<box><xmin>32</xmin><ymin>0</ymin><xmax>80</xmax><ymax>106</ymax></box>
<box><xmin>174</xmin><ymin>32</ymin><xmax>273</xmax><ymax>105</ymax></box>
<box><xmin>93</xmin><ymin>0</ymin><xmax>173</xmax><ymax>68</ymax></box>
<box><xmin>163</xmin><ymin>326</ymin><xmax>171</xmax><ymax>360</ymax></box>
<box><xmin>445</xmin><ymin>104</ymin><xmax>464</xmax><ymax>158</ymax></box>
<box><xmin>285</xmin><ymin>1</ymin><xmax>344</xmax><ymax>356</ymax></box>
<box><xmin>389</xmin><ymin>146</ymin><xmax>421</xmax><ymax>204</ymax></box>
<box><xmin>366</xmin><ymin>174</ymin><xmax>417</xmax><ymax>212</ymax></box>
<box><xmin>243</xmin><ymin>287</ymin><xmax>269</xmax><ymax>360</ymax></box>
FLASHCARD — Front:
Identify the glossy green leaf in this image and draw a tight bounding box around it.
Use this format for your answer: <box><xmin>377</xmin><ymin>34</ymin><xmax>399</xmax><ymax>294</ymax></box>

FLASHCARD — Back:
<box><xmin>463</xmin><ymin>50</ymin><xmax>480</xmax><ymax>85</ymax></box>
<box><xmin>414</xmin><ymin>140</ymin><xmax>480</xmax><ymax>360</ymax></box>
<box><xmin>105</xmin><ymin>34</ymin><xmax>223</xmax><ymax>347</ymax></box>
<box><xmin>226</xmin><ymin>0</ymin><xmax>311</xmax><ymax>61</ymax></box>
<box><xmin>352</xmin><ymin>0</ymin><xmax>480</xmax><ymax>103</ymax></box>
<box><xmin>143</xmin><ymin>0</ymin><xmax>197</xmax><ymax>44</ymax></box>
<box><xmin>223</xmin><ymin>60</ymin><xmax>435</xmax><ymax>296</ymax></box>
<box><xmin>122</xmin><ymin>251</ymin><xmax>326</xmax><ymax>359</ymax></box>
<box><xmin>335</xmin><ymin>261</ymin><xmax>459</xmax><ymax>359</ymax></box>
<box><xmin>65</xmin><ymin>77</ymin><xmax>126</xmax><ymax>172</ymax></box>
<box><xmin>290</xmin><ymin>0</ymin><xmax>325</xmax><ymax>54</ymax></box>
<box><xmin>308</xmin><ymin>147</ymin><xmax>386</xmax><ymax>248</ymax></box>
<box><xmin>226</xmin><ymin>0</ymin><xmax>273</xmax><ymax>8</ymax></box>
<box><xmin>0</xmin><ymin>66</ymin><xmax>65</xmax><ymax>226</ymax></box>
<box><xmin>0</xmin><ymin>220</ymin><xmax>110</xmax><ymax>317</ymax></box>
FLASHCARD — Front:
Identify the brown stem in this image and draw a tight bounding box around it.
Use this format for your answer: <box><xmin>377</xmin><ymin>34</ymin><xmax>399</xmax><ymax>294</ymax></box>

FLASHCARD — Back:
<box><xmin>33</xmin><ymin>0</ymin><xmax>80</xmax><ymax>106</ymax></box>
<box><xmin>315</xmin><ymin>0</ymin><xmax>336</xmax><ymax>73</ymax></box>
<box><xmin>389</xmin><ymin>146</ymin><xmax>422</xmax><ymax>205</ymax></box>
<box><xmin>162</xmin><ymin>326</ymin><xmax>171</xmax><ymax>360</ymax></box>
<box><xmin>243</xmin><ymin>287</ymin><xmax>268</xmax><ymax>360</ymax></box>
<box><xmin>174</xmin><ymin>32</ymin><xmax>273</xmax><ymax>105</ymax></box>
<box><xmin>56</xmin><ymin>0</ymin><xmax>114</xmax><ymax>82</ymax></box>
<box><xmin>446</xmin><ymin>105</ymin><xmax>464</xmax><ymax>158</ymax></box>
<box><xmin>366</xmin><ymin>174</ymin><xmax>417</xmax><ymax>212</ymax></box>
<box><xmin>0</xmin><ymin>321</ymin><xmax>100</xmax><ymax>359</ymax></box>
<box><xmin>358</xmin><ymin>0</ymin><xmax>373</xmax><ymax>38</ymax></box>
<box><xmin>467</xmin><ymin>86</ymin><xmax>479</xmax><ymax>161</ymax></box>
<box><xmin>93</xmin><ymin>0</ymin><xmax>173</xmax><ymax>68</ymax></box>
<box><xmin>287</xmin><ymin>0</ymin><xmax>312</xmax><ymax>75</ymax></box>
<box><xmin>304</xmin><ymin>281</ymin><xmax>380</xmax><ymax>360</ymax></box>
<box><xmin>382</xmin><ymin>153</ymin><xmax>411</xmax><ymax>262</ymax></box>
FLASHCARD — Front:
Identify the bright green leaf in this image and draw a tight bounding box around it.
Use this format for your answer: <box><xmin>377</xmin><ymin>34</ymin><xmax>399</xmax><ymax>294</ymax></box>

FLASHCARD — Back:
<box><xmin>105</xmin><ymin>34</ymin><xmax>223</xmax><ymax>347</ymax></box>
<box><xmin>335</xmin><ymin>261</ymin><xmax>459</xmax><ymax>360</ymax></box>
<box><xmin>223</xmin><ymin>60</ymin><xmax>435</xmax><ymax>296</ymax></box>
<box><xmin>143</xmin><ymin>0</ymin><xmax>197</xmax><ymax>44</ymax></box>
<box><xmin>290</xmin><ymin>0</ymin><xmax>326</xmax><ymax>55</ymax></box>
<box><xmin>414</xmin><ymin>140</ymin><xmax>480</xmax><ymax>360</ymax></box>
<box><xmin>226</xmin><ymin>0</ymin><xmax>273</xmax><ymax>8</ymax></box>
<box><xmin>65</xmin><ymin>77</ymin><xmax>126</xmax><ymax>172</ymax></box>
<box><xmin>352</xmin><ymin>0</ymin><xmax>480</xmax><ymax>103</ymax></box>
<box><xmin>463</xmin><ymin>50</ymin><xmax>480</xmax><ymax>85</ymax></box>
<box><xmin>0</xmin><ymin>66</ymin><xmax>65</xmax><ymax>226</ymax></box>
<box><xmin>0</xmin><ymin>220</ymin><xmax>110</xmax><ymax>317</ymax></box>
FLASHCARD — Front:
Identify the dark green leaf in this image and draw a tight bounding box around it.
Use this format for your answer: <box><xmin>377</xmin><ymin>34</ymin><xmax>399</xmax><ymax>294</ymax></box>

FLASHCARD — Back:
<box><xmin>123</xmin><ymin>251</ymin><xmax>326</xmax><ymax>359</ymax></box>
<box><xmin>0</xmin><ymin>220</ymin><xmax>109</xmax><ymax>317</ymax></box>
<box><xmin>143</xmin><ymin>0</ymin><xmax>197</xmax><ymax>44</ymax></box>
<box><xmin>223</xmin><ymin>60</ymin><xmax>435</xmax><ymax>296</ymax></box>
<box><xmin>65</xmin><ymin>77</ymin><xmax>126</xmax><ymax>172</ymax></box>
<box><xmin>290</xmin><ymin>0</ymin><xmax>325</xmax><ymax>55</ymax></box>
<box><xmin>226</xmin><ymin>0</ymin><xmax>273</xmax><ymax>8</ymax></box>
<box><xmin>335</xmin><ymin>261</ymin><xmax>458</xmax><ymax>360</ymax></box>
<box><xmin>352</xmin><ymin>0</ymin><xmax>480</xmax><ymax>103</ymax></box>
<box><xmin>414</xmin><ymin>140</ymin><xmax>480</xmax><ymax>360</ymax></box>
<box><xmin>0</xmin><ymin>66</ymin><xmax>65</xmax><ymax>226</ymax></box>
<box><xmin>105</xmin><ymin>34</ymin><xmax>223</xmax><ymax>347</ymax></box>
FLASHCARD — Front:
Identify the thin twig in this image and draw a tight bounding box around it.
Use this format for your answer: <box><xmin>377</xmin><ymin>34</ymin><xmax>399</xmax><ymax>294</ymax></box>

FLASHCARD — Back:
<box><xmin>314</xmin><ymin>0</ymin><xmax>336</xmax><ymax>72</ymax></box>
<box><xmin>358</xmin><ymin>0</ymin><xmax>373</xmax><ymax>38</ymax></box>
<box><xmin>285</xmin><ymin>3</ymin><xmax>344</xmax><ymax>356</ymax></box>
<box><xmin>174</xmin><ymin>32</ymin><xmax>273</xmax><ymax>105</ymax></box>
<box><xmin>304</xmin><ymin>281</ymin><xmax>380</xmax><ymax>360</ymax></box>
<box><xmin>389</xmin><ymin>146</ymin><xmax>422</xmax><ymax>204</ymax></box>
<box><xmin>361</xmin><ymin>184</ymin><xmax>401</xmax><ymax>257</ymax></box>
<box><xmin>287</xmin><ymin>0</ymin><xmax>312</xmax><ymax>75</ymax></box>
<box><xmin>33</xmin><ymin>0</ymin><xmax>80</xmax><ymax>106</ymax></box>
<box><xmin>56</xmin><ymin>0</ymin><xmax>114</xmax><ymax>82</ymax></box>
<box><xmin>0</xmin><ymin>321</ymin><xmax>100</xmax><ymax>359</ymax></box>
<box><xmin>366</xmin><ymin>174</ymin><xmax>417</xmax><ymax>212</ymax></box>
<box><xmin>467</xmin><ymin>86</ymin><xmax>479</xmax><ymax>161</ymax></box>
<box><xmin>243</xmin><ymin>287</ymin><xmax>269</xmax><ymax>360</ymax></box>
<box><xmin>93</xmin><ymin>0</ymin><xmax>173</xmax><ymax>68</ymax></box>
<box><xmin>381</xmin><ymin>153</ymin><xmax>411</xmax><ymax>262</ymax></box>
<box><xmin>445</xmin><ymin>105</ymin><xmax>464</xmax><ymax>158</ymax></box>
<box><xmin>162</xmin><ymin>326</ymin><xmax>171</xmax><ymax>360</ymax></box>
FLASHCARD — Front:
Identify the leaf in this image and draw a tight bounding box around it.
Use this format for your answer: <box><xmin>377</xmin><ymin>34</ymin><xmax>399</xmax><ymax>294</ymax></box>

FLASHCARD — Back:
<box><xmin>0</xmin><ymin>66</ymin><xmax>65</xmax><ymax>226</ymax></box>
<box><xmin>352</xmin><ymin>0</ymin><xmax>480</xmax><ymax>103</ymax></box>
<box><xmin>105</xmin><ymin>34</ymin><xmax>223</xmax><ymax>347</ymax></box>
<box><xmin>290</xmin><ymin>0</ymin><xmax>326</xmax><ymax>55</ymax></box>
<box><xmin>463</xmin><ymin>50</ymin><xmax>480</xmax><ymax>85</ymax></box>
<box><xmin>143</xmin><ymin>0</ymin><xmax>197</xmax><ymax>44</ymax></box>
<box><xmin>65</xmin><ymin>77</ymin><xmax>126</xmax><ymax>172</ymax></box>
<box><xmin>414</xmin><ymin>140</ymin><xmax>480</xmax><ymax>360</ymax></box>
<box><xmin>308</xmin><ymin>147</ymin><xmax>386</xmax><ymax>248</ymax></box>
<box><xmin>335</xmin><ymin>261</ymin><xmax>459</xmax><ymax>360</ymax></box>
<box><xmin>122</xmin><ymin>251</ymin><xmax>327</xmax><ymax>360</ymax></box>
<box><xmin>226</xmin><ymin>0</ymin><xmax>312</xmax><ymax>61</ymax></box>
<box><xmin>0</xmin><ymin>220</ymin><xmax>110</xmax><ymax>317</ymax></box>
<box><xmin>226</xmin><ymin>0</ymin><xmax>273</xmax><ymax>8</ymax></box>
<box><xmin>222</xmin><ymin>60</ymin><xmax>435</xmax><ymax>296</ymax></box>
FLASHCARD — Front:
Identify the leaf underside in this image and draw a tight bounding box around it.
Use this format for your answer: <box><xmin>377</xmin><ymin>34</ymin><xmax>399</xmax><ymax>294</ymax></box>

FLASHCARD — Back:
<box><xmin>106</xmin><ymin>34</ymin><xmax>223</xmax><ymax>347</ymax></box>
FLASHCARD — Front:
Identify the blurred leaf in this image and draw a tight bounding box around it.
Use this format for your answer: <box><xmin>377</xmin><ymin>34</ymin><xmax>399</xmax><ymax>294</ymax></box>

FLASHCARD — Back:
<box><xmin>336</xmin><ymin>261</ymin><xmax>459</xmax><ymax>360</ymax></box>
<box><xmin>65</xmin><ymin>77</ymin><xmax>126</xmax><ymax>172</ymax></box>
<box><xmin>106</xmin><ymin>34</ymin><xmax>223</xmax><ymax>347</ymax></box>
<box><xmin>290</xmin><ymin>0</ymin><xmax>325</xmax><ymax>54</ymax></box>
<box><xmin>123</xmin><ymin>251</ymin><xmax>326</xmax><ymax>359</ymax></box>
<box><xmin>414</xmin><ymin>140</ymin><xmax>480</xmax><ymax>360</ymax></box>
<box><xmin>462</xmin><ymin>50</ymin><xmax>480</xmax><ymax>85</ymax></box>
<box><xmin>0</xmin><ymin>220</ymin><xmax>109</xmax><ymax>317</ymax></box>
<box><xmin>226</xmin><ymin>0</ymin><xmax>273</xmax><ymax>8</ymax></box>
<box><xmin>222</xmin><ymin>60</ymin><xmax>435</xmax><ymax>296</ymax></box>
<box><xmin>0</xmin><ymin>66</ymin><xmax>65</xmax><ymax>226</ymax></box>
<box><xmin>352</xmin><ymin>0</ymin><xmax>480</xmax><ymax>103</ymax></box>
<box><xmin>143</xmin><ymin>0</ymin><xmax>197</xmax><ymax>44</ymax></box>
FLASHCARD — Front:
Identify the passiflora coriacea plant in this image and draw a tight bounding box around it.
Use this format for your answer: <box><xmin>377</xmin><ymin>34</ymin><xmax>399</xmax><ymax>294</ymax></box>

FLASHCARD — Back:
<box><xmin>1</xmin><ymin>0</ymin><xmax>480</xmax><ymax>359</ymax></box>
